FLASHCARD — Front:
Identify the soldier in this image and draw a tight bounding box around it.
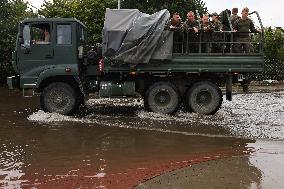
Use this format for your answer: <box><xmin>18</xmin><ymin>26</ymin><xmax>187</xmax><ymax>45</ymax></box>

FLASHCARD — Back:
<box><xmin>233</xmin><ymin>7</ymin><xmax>259</xmax><ymax>53</ymax></box>
<box><xmin>165</xmin><ymin>12</ymin><xmax>183</xmax><ymax>31</ymax></box>
<box><xmin>165</xmin><ymin>12</ymin><xmax>184</xmax><ymax>53</ymax></box>
<box><xmin>183</xmin><ymin>11</ymin><xmax>200</xmax><ymax>53</ymax></box>
<box><xmin>231</xmin><ymin>8</ymin><xmax>240</xmax><ymax>27</ymax></box>
<box><xmin>231</xmin><ymin>8</ymin><xmax>240</xmax><ymax>52</ymax></box>
<box><xmin>200</xmin><ymin>14</ymin><xmax>212</xmax><ymax>53</ymax></box>
<box><xmin>211</xmin><ymin>12</ymin><xmax>224</xmax><ymax>53</ymax></box>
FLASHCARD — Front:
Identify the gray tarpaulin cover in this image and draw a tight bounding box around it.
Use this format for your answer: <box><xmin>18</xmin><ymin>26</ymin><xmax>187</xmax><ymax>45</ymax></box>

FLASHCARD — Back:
<box><xmin>102</xmin><ymin>9</ymin><xmax>172</xmax><ymax>65</ymax></box>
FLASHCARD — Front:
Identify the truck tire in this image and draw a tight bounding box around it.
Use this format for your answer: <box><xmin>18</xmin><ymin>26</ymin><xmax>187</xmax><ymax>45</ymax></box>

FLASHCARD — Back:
<box><xmin>40</xmin><ymin>82</ymin><xmax>79</xmax><ymax>115</ymax></box>
<box><xmin>145</xmin><ymin>82</ymin><xmax>180</xmax><ymax>114</ymax></box>
<box><xmin>186</xmin><ymin>81</ymin><xmax>222</xmax><ymax>115</ymax></box>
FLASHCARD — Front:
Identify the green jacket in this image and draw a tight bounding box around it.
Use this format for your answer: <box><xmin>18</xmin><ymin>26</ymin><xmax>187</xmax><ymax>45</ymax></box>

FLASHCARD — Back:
<box><xmin>211</xmin><ymin>20</ymin><xmax>223</xmax><ymax>41</ymax></box>
<box><xmin>200</xmin><ymin>21</ymin><xmax>213</xmax><ymax>41</ymax></box>
<box><xmin>234</xmin><ymin>18</ymin><xmax>257</xmax><ymax>38</ymax></box>
<box><xmin>164</xmin><ymin>18</ymin><xmax>183</xmax><ymax>31</ymax></box>
<box><xmin>231</xmin><ymin>14</ymin><xmax>240</xmax><ymax>26</ymax></box>
<box><xmin>182</xmin><ymin>19</ymin><xmax>200</xmax><ymax>31</ymax></box>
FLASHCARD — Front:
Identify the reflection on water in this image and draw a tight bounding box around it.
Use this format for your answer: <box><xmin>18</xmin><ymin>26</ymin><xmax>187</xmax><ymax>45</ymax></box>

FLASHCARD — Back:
<box><xmin>134</xmin><ymin>155</ymin><xmax>263</xmax><ymax>189</ymax></box>
<box><xmin>248</xmin><ymin>141</ymin><xmax>284</xmax><ymax>189</ymax></box>
<box><xmin>0</xmin><ymin>143</ymin><xmax>27</xmax><ymax>188</ymax></box>
<box><xmin>0</xmin><ymin>87</ymin><xmax>283</xmax><ymax>188</ymax></box>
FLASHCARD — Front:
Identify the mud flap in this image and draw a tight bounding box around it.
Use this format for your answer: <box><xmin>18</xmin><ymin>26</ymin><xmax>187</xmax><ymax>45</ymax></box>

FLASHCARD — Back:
<box><xmin>74</xmin><ymin>76</ymin><xmax>89</xmax><ymax>104</ymax></box>
<box><xmin>226</xmin><ymin>74</ymin><xmax>232</xmax><ymax>101</ymax></box>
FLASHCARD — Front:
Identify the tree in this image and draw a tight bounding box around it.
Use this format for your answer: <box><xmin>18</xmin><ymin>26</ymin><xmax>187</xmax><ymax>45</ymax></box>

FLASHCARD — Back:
<box><xmin>39</xmin><ymin>0</ymin><xmax>207</xmax><ymax>43</ymax></box>
<box><xmin>0</xmin><ymin>0</ymin><xmax>36</xmax><ymax>83</ymax></box>
<box><xmin>39</xmin><ymin>0</ymin><xmax>116</xmax><ymax>43</ymax></box>
<box><xmin>264</xmin><ymin>27</ymin><xmax>284</xmax><ymax>61</ymax></box>
<box><xmin>121</xmin><ymin>0</ymin><xmax>208</xmax><ymax>19</ymax></box>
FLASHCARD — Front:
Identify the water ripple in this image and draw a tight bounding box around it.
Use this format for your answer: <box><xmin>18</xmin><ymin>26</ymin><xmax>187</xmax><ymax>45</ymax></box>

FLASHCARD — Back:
<box><xmin>0</xmin><ymin>144</ymin><xmax>27</xmax><ymax>188</ymax></box>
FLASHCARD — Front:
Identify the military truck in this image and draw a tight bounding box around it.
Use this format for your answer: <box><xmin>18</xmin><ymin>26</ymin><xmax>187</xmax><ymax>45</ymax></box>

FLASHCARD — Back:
<box><xmin>7</xmin><ymin>9</ymin><xmax>264</xmax><ymax>115</ymax></box>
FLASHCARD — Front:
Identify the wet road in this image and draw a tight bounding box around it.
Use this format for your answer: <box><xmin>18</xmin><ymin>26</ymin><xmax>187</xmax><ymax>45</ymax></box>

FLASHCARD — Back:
<box><xmin>0</xmin><ymin>87</ymin><xmax>284</xmax><ymax>188</ymax></box>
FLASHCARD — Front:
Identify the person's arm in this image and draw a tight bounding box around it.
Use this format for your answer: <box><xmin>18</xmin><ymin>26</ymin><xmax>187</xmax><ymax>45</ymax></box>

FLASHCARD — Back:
<box><xmin>249</xmin><ymin>20</ymin><xmax>258</xmax><ymax>33</ymax></box>
<box><xmin>193</xmin><ymin>20</ymin><xmax>200</xmax><ymax>33</ymax></box>
<box><xmin>44</xmin><ymin>34</ymin><xmax>50</xmax><ymax>42</ymax></box>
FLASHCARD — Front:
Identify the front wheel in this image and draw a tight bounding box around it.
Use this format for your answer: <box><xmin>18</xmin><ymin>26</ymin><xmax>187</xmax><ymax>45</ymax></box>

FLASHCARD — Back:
<box><xmin>186</xmin><ymin>81</ymin><xmax>223</xmax><ymax>115</ymax></box>
<box><xmin>144</xmin><ymin>82</ymin><xmax>180</xmax><ymax>114</ymax></box>
<box><xmin>40</xmin><ymin>82</ymin><xmax>80</xmax><ymax>115</ymax></box>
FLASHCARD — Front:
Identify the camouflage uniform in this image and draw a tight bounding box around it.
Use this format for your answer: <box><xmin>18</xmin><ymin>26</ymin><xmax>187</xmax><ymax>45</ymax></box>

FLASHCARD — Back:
<box><xmin>164</xmin><ymin>18</ymin><xmax>183</xmax><ymax>31</ymax></box>
<box><xmin>200</xmin><ymin>21</ymin><xmax>213</xmax><ymax>53</ymax></box>
<box><xmin>211</xmin><ymin>20</ymin><xmax>224</xmax><ymax>53</ymax></box>
<box><xmin>182</xmin><ymin>19</ymin><xmax>200</xmax><ymax>53</ymax></box>
<box><xmin>233</xmin><ymin>18</ymin><xmax>258</xmax><ymax>53</ymax></box>
<box><xmin>231</xmin><ymin>14</ymin><xmax>241</xmax><ymax>52</ymax></box>
<box><xmin>165</xmin><ymin>18</ymin><xmax>184</xmax><ymax>53</ymax></box>
<box><xmin>230</xmin><ymin>14</ymin><xmax>240</xmax><ymax>27</ymax></box>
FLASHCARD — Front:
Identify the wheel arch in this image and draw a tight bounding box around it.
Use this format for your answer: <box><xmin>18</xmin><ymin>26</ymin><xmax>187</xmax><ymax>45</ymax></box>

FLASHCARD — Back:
<box><xmin>37</xmin><ymin>75</ymin><xmax>81</xmax><ymax>94</ymax></box>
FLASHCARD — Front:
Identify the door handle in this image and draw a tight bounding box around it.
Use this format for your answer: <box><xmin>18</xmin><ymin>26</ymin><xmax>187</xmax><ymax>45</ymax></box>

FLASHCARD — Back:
<box><xmin>45</xmin><ymin>54</ymin><xmax>53</xmax><ymax>59</ymax></box>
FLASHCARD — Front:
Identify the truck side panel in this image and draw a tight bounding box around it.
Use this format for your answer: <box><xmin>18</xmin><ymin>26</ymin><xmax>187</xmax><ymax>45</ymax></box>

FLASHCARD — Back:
<box><xmin>104</xmin><ymin>55</ymin><xmax>264</xmax><ymax>73</ymax></box>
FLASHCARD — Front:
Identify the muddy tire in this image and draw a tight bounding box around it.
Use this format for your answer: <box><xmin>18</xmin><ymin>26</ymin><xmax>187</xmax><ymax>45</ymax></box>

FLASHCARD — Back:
<box><xmin>144</xmin><ymin>82</ymin><xmax>180</xmax><ymax>114</ymax></box>
<box><xmin>186</xmin><ymin>81</ymin><xmax>222</xmax><ymax>115</ymax></box>
<box><xmin>40</xmin><ymin>82</ymin><xmax>79</xmax><ymax>115</ymax></box>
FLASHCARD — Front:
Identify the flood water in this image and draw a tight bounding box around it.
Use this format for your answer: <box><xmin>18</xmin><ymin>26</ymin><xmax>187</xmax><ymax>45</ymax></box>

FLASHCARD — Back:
<box><xmin>0</xmin><ymin>87</ymin><xmax>284</xmax><ymax>188</ymax></box>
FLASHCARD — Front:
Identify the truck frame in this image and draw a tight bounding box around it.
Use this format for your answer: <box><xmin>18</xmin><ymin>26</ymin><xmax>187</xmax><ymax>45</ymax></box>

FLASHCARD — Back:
<box><xmin>7</xmin><ymin>9</ymin><xmax>264</xmax><ymax>115</ymax></box>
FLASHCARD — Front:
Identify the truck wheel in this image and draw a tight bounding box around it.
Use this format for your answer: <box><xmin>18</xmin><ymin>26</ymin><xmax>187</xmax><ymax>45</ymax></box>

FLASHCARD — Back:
<box><xmin>40</xmin><ymin>82</ymin><xmax>79</xmax><ymax>115</ymax></box>
<box><xmin>186</xmin><ymin>81</ymin><xmax>222</xmax><ymax>115</ymax></box>
<box><xmin>145</xmin><ymin>82</ymin><xmax>180</xmax><ymax>114</ymax></box>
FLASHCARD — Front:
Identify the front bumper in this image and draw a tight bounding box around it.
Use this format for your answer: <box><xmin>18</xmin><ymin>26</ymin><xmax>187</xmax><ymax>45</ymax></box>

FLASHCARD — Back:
<box><xmin>7</xmin><ymin>75</ymin><xmax>20</xmax><ymax>89</ymax></box>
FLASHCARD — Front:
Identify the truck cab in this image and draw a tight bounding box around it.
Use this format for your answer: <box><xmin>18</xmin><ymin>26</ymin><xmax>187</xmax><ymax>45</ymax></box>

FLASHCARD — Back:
<box><xmin>8</xmin><ymin>18</ymin><xmax>87</xmax><ymax>89</ymax></box>
<box><xmin>7</xmin><ymin>18</ymin><xmax>89</xmax><ymax>115</ymax></box>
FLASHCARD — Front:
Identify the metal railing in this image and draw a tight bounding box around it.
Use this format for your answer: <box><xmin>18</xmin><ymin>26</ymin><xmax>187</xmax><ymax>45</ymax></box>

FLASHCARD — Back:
<box><xmin>172</xmin><ymin>30</ymin><xmax>263</xmax><ymax>55</ymax></box>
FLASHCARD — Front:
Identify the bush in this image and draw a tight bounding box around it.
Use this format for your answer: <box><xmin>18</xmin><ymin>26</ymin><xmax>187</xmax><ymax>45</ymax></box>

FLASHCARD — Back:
<box><xmin>0</xmin><ymin>0</ymin><xmax>36</xmax><ymax>84</ymax></box>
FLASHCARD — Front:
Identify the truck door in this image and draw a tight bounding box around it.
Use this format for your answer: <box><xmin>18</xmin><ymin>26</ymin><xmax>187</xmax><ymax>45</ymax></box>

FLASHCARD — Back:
<box><xmin>18</xmin><ymin>22</ymin><xmax>54</xmax><ymax>88</ymax></box>
<box><xmin>53</xmin><ymin>22</ymin><xmax>77</xmax><ymax>67</ymax></box>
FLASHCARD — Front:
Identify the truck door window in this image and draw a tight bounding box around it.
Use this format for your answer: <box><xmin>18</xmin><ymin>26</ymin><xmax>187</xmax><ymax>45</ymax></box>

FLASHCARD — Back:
<box><xmin>22</xmin><ymin>25</ymin><xmax>31</xmax><ymax>48</ymax></box>
<box><xmin>31</xmin><ymin>23</ymin><xmax>51</xmax><ymax>45</ymax></box>
<box><xmin>57</xmin><ymin>25</ymin><xmax>71</xmax><ymax>45</ymax></box>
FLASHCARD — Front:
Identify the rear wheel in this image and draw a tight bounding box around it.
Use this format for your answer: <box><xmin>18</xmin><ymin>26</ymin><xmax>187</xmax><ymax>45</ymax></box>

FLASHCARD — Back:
<box><xmin>186</xmin><ymin>81</ymin><xmax>222</xmax><ymax>115</ymax></box>
<box><xmin>40</xmin><ymin>82</ymin><xmax>80</xmax><ymax>115</ymax></box>
<box><xmin>144</xmin><ymin>82</ymin><xmax>180</xmax><ymax>114</ymax></box>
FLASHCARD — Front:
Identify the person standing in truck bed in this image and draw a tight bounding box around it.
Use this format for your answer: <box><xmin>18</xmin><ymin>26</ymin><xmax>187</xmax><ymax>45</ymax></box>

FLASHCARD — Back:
<box><xmin>211</xmin><ymin>12</ymin><xmax>224</xmax><ymax>53</ymax></box>
<box><xmin>183</xmin><ymin>11</ymin><xmax>200</xmax><ymax>53</ymax></box>
<box><xmin>165</xmin><ymin>12</ymin><xmax>184</xmax><ymax>53</ymax></box>
<box><xmin>231</xmin><ymin>8</ymin><xmax>240</xmax><ymax>26</ymax></box>
<box><xmin>233</xmin><ymin>7</ymin><xmax>259</xmax><ymax>53</ymax></box>
<box><xmin>165</xmin><ymin>12</ymin><xmax>183</xmax><ymax>31</ymax></box>
<box><xmin>200</xmin><ymin>14</ymin><xmax>213</xmax><ymax>53</ymax></box>
<box><xmin>231</xmin><ymin>8</ymin><xmax>240</xmax><ymax>53</ymax></box>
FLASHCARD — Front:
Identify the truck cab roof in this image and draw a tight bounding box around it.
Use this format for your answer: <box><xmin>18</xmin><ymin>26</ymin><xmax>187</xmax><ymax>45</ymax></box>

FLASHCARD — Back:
<box><xmin>21</xmin><ymin>17</ymin><xmax>87</xmax><ymax>28</ymax></box>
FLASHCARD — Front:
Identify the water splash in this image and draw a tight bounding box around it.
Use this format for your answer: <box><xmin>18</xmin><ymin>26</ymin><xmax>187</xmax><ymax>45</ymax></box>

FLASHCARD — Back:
<box><xmin>27</xmin><ymin>92</ymin><xmax>284</xmax><ymax>139</ymax></box>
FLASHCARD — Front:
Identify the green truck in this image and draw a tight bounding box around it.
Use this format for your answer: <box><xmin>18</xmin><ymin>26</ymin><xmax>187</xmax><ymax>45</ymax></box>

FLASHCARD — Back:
<box><xmin>7</xmin><ymin>9</ymin><xmax>264</xmax><ymax>115</ymax></box>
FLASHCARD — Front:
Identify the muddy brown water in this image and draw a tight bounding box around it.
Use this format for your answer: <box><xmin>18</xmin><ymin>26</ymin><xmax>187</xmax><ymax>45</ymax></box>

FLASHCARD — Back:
<box><xmin>0</xmin><ymin>87</ymin><xmax>283</xmax><ymax>188</ymax></box>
